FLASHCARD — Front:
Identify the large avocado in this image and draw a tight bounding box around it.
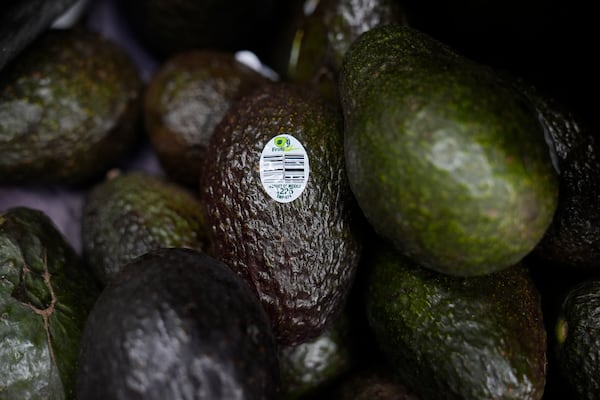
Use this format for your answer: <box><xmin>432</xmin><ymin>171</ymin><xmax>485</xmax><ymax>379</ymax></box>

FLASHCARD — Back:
<box><xmin>339</xmin><ymin>24</ymin><xmax>558</xmax><ymax>276</ymax></box>
<box><xmin>365</xmin><ymin>240</ymin><xmax>547</xmax><ymax>400</ymax></box>
<box><xmin>0</xmin><ymin>207</ymin><xmax>99</xmax><ymax>399</ymax></box>
<box><xmin>200</xmin><ymin>83</ymin><xmax>362</xmax><ymax>345</ymax></box>
<box><xmin>82</xmin><ymin>171</ymin><xmax>211</xmax><ymax>285</ymax></box>
<box><xmin>0</xmin><ymin>27</ymin><xmax>141</xmax><ymax>184</ymax></box>
<box><xmin>76</xmin><ymin>248</ymin><xmax>279</xmax><ymax>400</ymax></box>
<box><xmin>144</xmin><ymin>50</ymin><xmax>270</xmax><ymax>186</ymax></box>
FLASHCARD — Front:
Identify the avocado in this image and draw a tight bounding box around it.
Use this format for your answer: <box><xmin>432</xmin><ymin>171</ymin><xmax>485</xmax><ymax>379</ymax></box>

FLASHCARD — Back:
<box><xmin>365</xmin><ymin>239</ymin><xmax>547</xmax><ymax>400</ymax></box>
<box><xmin>286</xmin><ymin>0</ymin><xmax>406</xmax><ymax>103</ymax></box>
<box><xmin>0</xmin><ymin>207</ymin><xmax>100</xmax><ymax>399</ymax></box>
<box><xmin>0</xmin><ymin>27</ymin><xmax>141</xmax><ymax>185</ymax></box>
<box><xmin>119</xmin><ymin>0</ymin><xmax>281</xmax><ymax>58</ymax></box>
<box><xmin>0</xmin><ymin>0</ymin><xmax>76</xmax><ymax>71</ymax></box>
<box><xmin>82</xmin><ymin>171</ymin><xmax>211</xmax><ymax>285</ymax></box>
<box><xmin>144</xmin><ymin>50</ymin><xmax>270</xmax><ymax>187</ymax></box>
<box><xmin>554</xmin><ymin>279</ymin><xmax>600</xmax><ymax>398</ymax></box>
<box><xmin>200</xmin><ymin>82</ymin><xmax>362</xmax><ymax>345</ymax></box>
<box><xmin>76</xmin><ymin>248</ymin><xmax>279</xmax><ymax>400</ymax></box>
<box><xmin>279</xmin><ymin>310</ymin><xmax>355</xmax><ymax>399</ymax></box>
<box><xmin>520</xmin><ymin>88</ymin><xmax>600</xmax><ymax>270</ymax></box>
<box><xmin>339</xmin><ymin>24</ymin><xmax>558</xmax><ymax>276</ymax></box>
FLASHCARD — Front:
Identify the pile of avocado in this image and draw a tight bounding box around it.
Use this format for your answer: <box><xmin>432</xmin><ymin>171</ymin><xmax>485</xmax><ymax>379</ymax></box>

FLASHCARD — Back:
<box><xmin>1</xmin><ymin>1</ymin><xmax>599</xmax><ymax>399</ymax></box>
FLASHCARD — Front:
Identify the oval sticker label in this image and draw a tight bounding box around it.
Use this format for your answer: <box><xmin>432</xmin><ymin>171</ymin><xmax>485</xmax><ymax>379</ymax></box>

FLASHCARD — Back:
<box><xmin>259</xmin><ymin>134</ymin><xmax>310</xmax><ymax>203</ymax></box>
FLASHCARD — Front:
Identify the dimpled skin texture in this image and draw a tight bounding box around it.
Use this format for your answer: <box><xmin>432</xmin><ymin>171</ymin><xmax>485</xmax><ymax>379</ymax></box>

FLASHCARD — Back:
<box><xmin>76</xmin><ymin>248</ymin><xmax>279</xmax><ymax>400</ymax></box>
<box><xmin>339</xmin><ymin>25</ymin><xmax>559</xmax><ymax>276</ymax></box>
<box><xmin>0</xmin><ymin>28</ymin><xmax>141</xmax><ymax>184</ymax></box>
<box><xmin>366</xmin><ymin>242</ymin><xmax>547</xmax><ymax>400</ymax></box>
<box><xmin>82</xmin><ymin>172</ymin><xmax>211</xmax><ymax>285</ymax></box>
<box><xmin>200</xmin><ymin>83</ymin><xmax>362</xmax><ymax>346</ymax></box>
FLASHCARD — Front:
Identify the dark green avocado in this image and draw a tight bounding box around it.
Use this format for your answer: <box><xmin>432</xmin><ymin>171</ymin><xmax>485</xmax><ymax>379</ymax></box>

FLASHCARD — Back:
<box><xmin>200</xmin><ymin>82</ymin><xmax>362</xmax><ymax>346</ymax></box>
<box><xmin>82</xmin><ymin>171</ymin><xmax>211</xmax><ymax>285</ymax></box>
<box><xmin>555</xmin><ymin>279</ymin><xmax>600</xmax><ymax>398</ymax></box>
<box><xmin>339</xmin><ymin>24</ymin><xmax>558</xmax><ymax>276</ymax></box>
<box><xmin>0</xmin><ymin>27</ymin><xmax>141</xmax><ymax>184</ymax></box>
<box><xmin>76</xmin><ymin>248</ymin><xmax>279</xmax><ymax>400</ymax></box>
<box><xmin>286</xmin><ymin>0</ymin><xmax>406</xmax><ymax>103</ymax></box>
<box><xmin>144</xmin><ymin>50</ymin><xmax>270</xmax><ymax>186</ymax></box>
<box><xmin>0</xmin><ymin>207</ymin><xmax>100</xmax><ymax>399</ymax></box>
<box><xmin>365</xmin><ymin>240</ymin><xmax>547</xmax><ymax>400</ymax></box>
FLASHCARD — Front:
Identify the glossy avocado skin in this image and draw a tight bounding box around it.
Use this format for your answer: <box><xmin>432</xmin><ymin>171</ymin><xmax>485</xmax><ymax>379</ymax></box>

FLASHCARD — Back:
<box><xmin>144</xmin><ymin>50</ymin><xmax>269</xmax><ymax>186</ymax></box>
<box><xmin>0</xmin><ymin>28</ymin><xmax>141</xmax><ymax>184</ymax></box>
<box><xmin>0</xmin><ymin>207</ymin><xmax>100</xmax><ymax>399</ymax></box>
<box><xmin>339</xmin><ymin>24</ymin><xmax>558</xmax><ymax>276</ymax></box>
<box><xmin>365</xmin><ymin>241</ymin><xmax>547</xmax><ymax>400</ymax></box>
<box><xmin>76</xmin><ymin>248</ymin><xmax>279</xmax><ymax>400</ymax></box>
<box><xmin>200</xmin><ymin>83</ymin><xmax>362</xmax><ymax>346</ymax></box>
<box><xmin>82</xmin><ymin>172</ymin><xmax>211</xmax><ymax>285</ymax></box>
<box><xmin>555</xmin><ymin>279</ymin><xmax>600</xmax><ymax>398</ymax></box>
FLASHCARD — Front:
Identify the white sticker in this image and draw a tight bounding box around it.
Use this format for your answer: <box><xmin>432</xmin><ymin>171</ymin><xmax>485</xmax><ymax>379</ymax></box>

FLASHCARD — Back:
<box><xmin>259</xmin><ymin>134</ymin><xmax>310</xmax><ymax>203</ymax></box>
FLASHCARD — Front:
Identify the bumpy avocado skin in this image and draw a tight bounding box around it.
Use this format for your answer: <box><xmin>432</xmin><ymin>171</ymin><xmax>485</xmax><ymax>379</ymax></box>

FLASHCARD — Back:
<box><xmin>287</xmin><ymin>0</ymin><xmax>406</xmax><ymax>103</ymax></box>
<box><xmin>0</xmin><ymin>28</ymin><xmax>141</xmax><ymax>184</ymax></box>
<box><xmin>76</xmin><ymin>248</ymin><xmax>279</xmax><ymax>400</ymax></box>
<box><xmin>365</xmin><ymin>241</ymin><xmax>547</xmax><ymax>400</ymax></box>
<box><xmin>200</xmin><ymin>83</ymin><xmax>362</xmax><ymax>346</ymax></box>
<box><xmin>339</xmin><ymin>24</ymin><xmax>558</xmax><ymax>276</ymax></box>
<box><xmin>0</xmin><ymin>207</ymin><xmax>100</xmax><ymax>399</ymax></box>
<box><xmin>82</xmin><ymin>172</ymin><xmax>211</xmax><ymax>285</ymax></box>
<box><xmin>555</xmin><ymin>280</ymin><xmax>600</xmax><ymax>398</ymax></box>
<box><xmin>521</xmin><ymin>88</ymin><xmax>600</xmax><ymax>269</ymax></box>
<box><xmin>144</xmin><ymin>50</ymin><xmax>269</xmax><ymax>186</ymax></box>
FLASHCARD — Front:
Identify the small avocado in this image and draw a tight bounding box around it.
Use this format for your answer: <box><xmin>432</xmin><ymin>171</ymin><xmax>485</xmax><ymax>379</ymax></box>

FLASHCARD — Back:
<box><xmin>339</xmin><ymin>24</ymin><xmax>558</xmax><ymax>276</ymax></box>
<box><xmin>555</xmin><ymin>279</ymin><xmax>600</xmax><ymax>398</ymax></box>
<box><xmin>0</xmin><ymin>27</ymin><xmax>141</xmax><ymax>185</ymax></box>
<box><xmin>278</xmin><ymin>311</ymin><xmax>355</xmax><ymax>399</ymax></box>
<box><xmin>200</xmin><ymin>83</ymin><xmax>362</xmax><ymax>345</ymax></box>
<box><xmin>81</xmin><ymin>172</ymin><xmax>211</xmax><ymax>285</ymax></box>
<box><xmin>76</xmin><ymin>248</ymin><xmax>279</xmax><ymax>400</ymax></box>
<box><xmin>365</xmin><ymin>240</ymin><xmax>547</xmax><ymax>400</ymax></box>
<box><xmin>286</xmin><ymin>0</ymin><xmax>406</xmax><ymax>103</ymax></box>
<box><xmin>144</xmin><ymin>50</ymin><xmax>270</xmax><ymax>186</ymax></box>
<box><xmin>0</xmin><ymin>207</ymin><xmax>100</xmax><ymax>399</ymax></box>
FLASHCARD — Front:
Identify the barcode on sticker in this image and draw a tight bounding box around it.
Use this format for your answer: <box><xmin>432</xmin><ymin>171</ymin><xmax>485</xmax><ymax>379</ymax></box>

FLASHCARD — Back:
<box><xmin>262</xmin><ymin>154</ymin><xmax>306</xmax><ymax>183</ymax></box>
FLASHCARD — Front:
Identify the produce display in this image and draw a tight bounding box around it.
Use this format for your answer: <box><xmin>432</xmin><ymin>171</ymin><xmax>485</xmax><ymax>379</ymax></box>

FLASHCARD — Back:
<box><xmin>1</xmin><ymin>0</ymin><xmax>599</xmax><ymax>399</ymax></box>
